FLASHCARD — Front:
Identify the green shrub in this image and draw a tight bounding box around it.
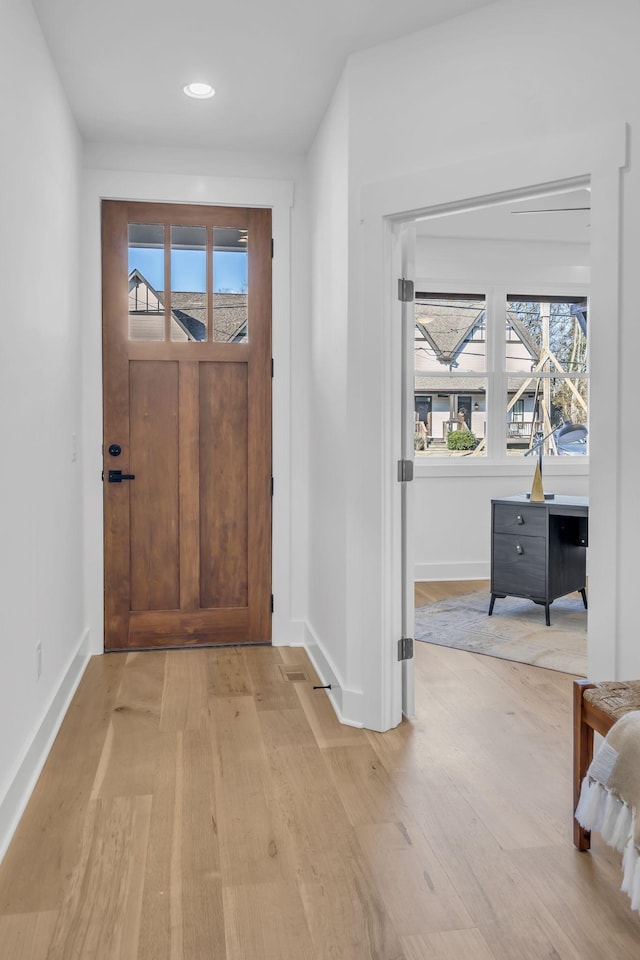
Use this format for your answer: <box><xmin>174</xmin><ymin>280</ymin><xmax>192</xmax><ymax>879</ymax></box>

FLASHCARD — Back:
<box><xmin>446</xmin><ymin>428</ymin><xmax>477</xmax><ymax>450</ymax></box>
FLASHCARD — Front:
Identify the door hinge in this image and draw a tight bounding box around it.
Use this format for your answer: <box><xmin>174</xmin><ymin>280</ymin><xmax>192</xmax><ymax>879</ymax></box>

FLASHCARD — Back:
<box><xmin>271</xmin><ymin>358</ymin><xmax>274</xmax><ymax>378</ymax></box>
<box><xmin>397</xmin><ymin>459</ymin><xmax>414</xmax><ymax>482</ymax></box>
<box><xmin>271</xmin><ymin>476</ymin><xmax>274</xmax><ymax>496</ymax></box>
<box><xmin>398</xmin><ymin>637</ymin><xmax>414</xmax><ymax>661</ymax></box>
<box><xmin>397</xmin><ymin>278</ymin><xmax>414</xmax><ymax>302</ymax></box>
<box><xmin>271</xmin><ymin>594</ymin><xmax>274</xmax><ymax>613</ymax></box>
<box><xmin>271</xmin><ymin>239</ymin><xmax>274</xmax><ymax>258</ymax></box>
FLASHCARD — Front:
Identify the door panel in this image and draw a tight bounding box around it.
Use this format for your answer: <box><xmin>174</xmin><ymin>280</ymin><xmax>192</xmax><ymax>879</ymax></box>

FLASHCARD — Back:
<box><xmin>102</xmin><ymin>200</ymin><xmax>272</xmax><ymax>650</ymax></box>
<box><xmin>199</xmin><ymin>362</ymin><xmax>249</xmax><ymax>609</ymax></box>
<box><xmin>129</xmin><ymin>360</ymin><xmax>180</xmax><ymax>612</ymax></box>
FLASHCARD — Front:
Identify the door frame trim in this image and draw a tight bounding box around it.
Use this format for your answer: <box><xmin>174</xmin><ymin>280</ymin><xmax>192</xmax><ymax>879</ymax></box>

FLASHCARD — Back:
<box><xmin>82</xmin><ymin>170</ymin><xmax>295</xmax><ymax>655</ymax></box>
<box><xmin>360</xmin><ymin>121</ymin><xmax>627</xmax><ymax>731</ymax></box>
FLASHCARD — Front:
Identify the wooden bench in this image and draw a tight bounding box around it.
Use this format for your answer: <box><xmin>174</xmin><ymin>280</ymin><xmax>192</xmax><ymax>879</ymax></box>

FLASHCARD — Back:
<box><xmin>573</xmin><ymin>678</ymin><xmax>640</xmax><ymax>850</ymax></box>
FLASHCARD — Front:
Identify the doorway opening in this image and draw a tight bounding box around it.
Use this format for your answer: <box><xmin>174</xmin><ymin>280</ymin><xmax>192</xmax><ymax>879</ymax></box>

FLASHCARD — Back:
<box><xmin>401</xmin><ymin>179</ymin><xmax>593</xmax><ymax>709</ymax></box>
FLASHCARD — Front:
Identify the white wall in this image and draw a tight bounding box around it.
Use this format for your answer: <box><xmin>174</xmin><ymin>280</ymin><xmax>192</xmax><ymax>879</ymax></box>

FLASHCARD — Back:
<box><xmin>0</xmin><ymin>0</ymin><xmax>86</xmax><ymax>857</ymax></box>
<box><xmin>348</xmin><ymin>0</ymin><xmax>640</xmax><ymax>185</ymax></box>
<box><xmin>413</xmin><ymin>234</ymin><xmax>590</xmax><ymax>580</ymax></box>
<box><xmin>306</xmin><ymin>73</ymin><xmax>358</xmax><ymax>720</ymax></box>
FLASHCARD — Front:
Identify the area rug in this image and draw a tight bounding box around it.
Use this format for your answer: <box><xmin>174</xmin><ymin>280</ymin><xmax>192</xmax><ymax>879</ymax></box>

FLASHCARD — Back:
<box><xmin>415</xmin><ymin>589</ymin><xmax>586</xmax><ymax>675</ymax></box>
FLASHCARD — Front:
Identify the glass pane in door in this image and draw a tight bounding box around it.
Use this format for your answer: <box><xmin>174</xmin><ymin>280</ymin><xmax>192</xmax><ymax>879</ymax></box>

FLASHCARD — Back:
<box><xmin>171</xmin><ymin>225</ymin><xmax>207</xmax><ymax>341</ymax></box>
<box><xmin>213</xmin><ymin>227</ymin><xmax>248</xmax><ymax>342</ymax></box>
<box><xmin>128</xmin><ymin>223</ymin><xmax>165</xmax><ymax>341</ymax></box>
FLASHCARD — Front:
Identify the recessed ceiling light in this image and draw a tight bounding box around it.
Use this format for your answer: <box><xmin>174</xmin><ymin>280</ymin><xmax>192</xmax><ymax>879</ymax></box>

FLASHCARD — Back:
<box><xmin>183</xmin><ymin>82</ymin><xmax>215</xmax><ymax>100</ymax></box>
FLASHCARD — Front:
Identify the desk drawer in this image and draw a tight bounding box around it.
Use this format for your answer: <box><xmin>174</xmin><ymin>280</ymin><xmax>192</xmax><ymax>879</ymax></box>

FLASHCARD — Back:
<box><xmin>492</xmin><ymin>533</ymin><xmax>546</xmax><ymax>597</ymax></box>
<box><xmin>493</xmin><ymin>503</ymin><xmax>546</xmax><ymax>537</ymax></box>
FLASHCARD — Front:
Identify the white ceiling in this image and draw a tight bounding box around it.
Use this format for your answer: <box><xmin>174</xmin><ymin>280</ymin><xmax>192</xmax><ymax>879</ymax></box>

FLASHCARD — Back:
<box><xmin>32</xmin><ymin>0</ymin><xmax>499</xmax><ymax>154</ymax></box>
<box><xmin>416</xmin><ymin>187</ymin><xmax>591</xmax><ymax>244</ymax></box>
<box><xmin>33</xmin><ymin>0</ymin><xmax>588</xmax><ymax>245</ymax></box>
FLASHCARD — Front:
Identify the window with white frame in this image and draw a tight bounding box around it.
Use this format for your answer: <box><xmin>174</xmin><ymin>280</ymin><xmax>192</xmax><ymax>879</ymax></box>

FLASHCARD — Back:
<box><xmin>414</xmin><ymin>290</ymin><xmax>588</xmax><ymax>459</ymax></box>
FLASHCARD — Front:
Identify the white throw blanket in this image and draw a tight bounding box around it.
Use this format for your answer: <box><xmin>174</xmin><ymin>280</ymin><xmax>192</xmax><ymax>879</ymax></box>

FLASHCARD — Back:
<box><xmin>576</xmin><ymin>709</ymin><xmax>640</xmax><ymax>912</ymax></box>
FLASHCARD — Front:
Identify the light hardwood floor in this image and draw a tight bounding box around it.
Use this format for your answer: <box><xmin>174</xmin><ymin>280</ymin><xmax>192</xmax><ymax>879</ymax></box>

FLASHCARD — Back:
<box><xmin>415</xmin><ymin>578</ymin><xmax>489</xmax><ymax>607</ymax></box>
<box><xmin>0</xmin><ymin>587</ymin><xmax>638</xmax><ymax>959</ymax></box>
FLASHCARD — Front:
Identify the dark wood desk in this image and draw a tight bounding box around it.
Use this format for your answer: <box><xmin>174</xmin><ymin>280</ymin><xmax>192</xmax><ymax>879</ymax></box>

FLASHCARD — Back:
<box><xmin>489</xmin><ymin>494</ymin><xmax>588</xmax><ymax>626</ymax></box>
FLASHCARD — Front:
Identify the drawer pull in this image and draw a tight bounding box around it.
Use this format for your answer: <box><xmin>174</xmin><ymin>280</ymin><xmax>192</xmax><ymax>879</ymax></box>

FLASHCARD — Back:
<box><xmin>516</xmin><ymin>544</ymin><xmax>524</xmax><ymax>555</ymax></box>
<box><xmin>516</xmin><ymin>514</ymin><xmax>524</xmax><ymax>524</ymax></box>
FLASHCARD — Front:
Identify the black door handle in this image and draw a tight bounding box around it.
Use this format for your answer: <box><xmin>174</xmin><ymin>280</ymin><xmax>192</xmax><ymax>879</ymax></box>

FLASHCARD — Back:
<box><xmin>108</xmin><ymin>470</ymin><xmax>135</xmax><ymax>483</ymax></box>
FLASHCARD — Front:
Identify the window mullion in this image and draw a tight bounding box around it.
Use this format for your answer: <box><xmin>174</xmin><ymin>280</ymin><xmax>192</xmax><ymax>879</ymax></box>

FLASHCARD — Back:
<box><xmin>486</xmin><ymin>286</ymin><xmax>504</xmax><ymax>460</ymax></box>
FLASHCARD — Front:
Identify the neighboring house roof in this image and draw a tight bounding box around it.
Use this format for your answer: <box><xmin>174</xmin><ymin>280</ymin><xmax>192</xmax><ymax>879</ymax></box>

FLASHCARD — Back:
<box><xmin>129</xmin><ymin>268</ymin><xmax>163</xmax><ymax>312</ymax></box>
<box><xmin>172</xmin><ymin>308</ymin><xmax>206</xmax><ymax>341</ymax></box>
<box><xmin>158</xmin><ymin>291</ymin><xmax>248</xmax><ymax>342</ymax></box>
<box><xmin>415</xmin><ymin>375</ymin><xmax>485</xmax><ymax>393</ymax></box>
<box><xmin>506</xmin><ymin>313</ymin><xmax>541</xmax><ymax>361</ymax></box>
<box><xmin>415</xmin><ymin>300</ymin><xmax>485</xmax><ymax>365</ymax></box>
<box><xmin>128</xmin><ymin>269</ymin><xmax>248</xmax><ymax>342</ymax></box>
<box><xmin>415</xmin><ymin>375</ymin><xmax>540</xmax><ymax>393</ymax></box>
<box><xmin>414</xmin><ymin>298</ymin><xmax>540</xmax><ymax>367</ymax></box>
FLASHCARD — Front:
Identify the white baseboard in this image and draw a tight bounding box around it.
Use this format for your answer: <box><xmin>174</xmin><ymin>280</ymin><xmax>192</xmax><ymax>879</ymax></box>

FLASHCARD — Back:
<box><xmin>300</xmin><ymin>621</ymin><xmax>363</xmax><ymax>729</ymax></box>
<box><xmin>415</xmin><ymin>560</ymin><xmax>489</xmax><ymax>582</ymax></box>
<box><xmin>0</xmin><ymin>630</ymin><xmax>92</xmax><ymax>863</ymax></box>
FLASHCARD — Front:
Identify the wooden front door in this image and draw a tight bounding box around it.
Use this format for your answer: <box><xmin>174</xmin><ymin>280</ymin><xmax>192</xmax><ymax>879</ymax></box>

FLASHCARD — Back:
<box><xmin>102</xmin><ymin>200</ymin><xmax>272</xmax><ymax>650</ymax></box>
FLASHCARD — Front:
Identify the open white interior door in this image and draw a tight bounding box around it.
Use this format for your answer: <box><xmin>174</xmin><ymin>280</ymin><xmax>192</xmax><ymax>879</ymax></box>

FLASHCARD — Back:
<box><xmin>399</xmin><ymin>222</ymin><xmax>416</xmax><ymax>719</ymax></box>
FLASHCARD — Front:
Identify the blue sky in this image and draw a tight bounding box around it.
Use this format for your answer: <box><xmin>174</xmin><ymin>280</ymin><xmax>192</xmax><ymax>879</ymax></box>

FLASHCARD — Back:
<box><xmin>129</xmin><ymin>248</ymin><xmax>247</xmax><ymax>293</ymax></box>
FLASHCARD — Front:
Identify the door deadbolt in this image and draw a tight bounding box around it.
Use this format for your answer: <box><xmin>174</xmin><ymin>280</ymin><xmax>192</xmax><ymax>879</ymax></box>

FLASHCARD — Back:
<box><xmin>108</xmin><ymin>443</ymin><xmax>122</xmax><ymax>456</ymax></box>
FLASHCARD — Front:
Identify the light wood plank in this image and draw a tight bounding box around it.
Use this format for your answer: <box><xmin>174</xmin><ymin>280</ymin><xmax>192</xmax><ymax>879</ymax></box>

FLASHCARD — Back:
<box><xmin>91</xmin><ymin>650</ymin><xmax>164</xmax><ymax>799</ymax></box>
<box><xmin>323</xmin><ymin>741</ymin><xmax>410</xmax><ymax>826</ymax></box>
<box><xmin>479</xmin><ymin>911</ymin><xmax>585</xmax><ymax>960</ymax></box>
<box><xmin>0</xmin><ymin>911</ymin><xmax>58</xmax><ymax>960</ymax></box>
<box><xmin>257</xmin><ymin>705</ymin><xmax>319</xmax><ymax>752</ymax></box>
<box><xmin>206</xmin><ymin>647</ymin><xmax>253</xmax><ymax>698</ymax></box>
<box><xmin>181</xmin><ymin>729</ymin><xmax>226</xmax><ymax>960</ymax></box>
<box><xmin>265</xmin><ymin>742</ymin><xmax>404</xmax><ymax>958</ymax></box>
<box><xmin>505</xmin><ymin>842</ymin><xmax>640</xmax><ymax>959</ymax></box>
<box><xmin>355</xmin><ymin>820</ymin><xmax>474</xmax><ymax>936</ymax></box>
<box><xmin>243</xmin><ymin>646</ymin><xmax>301</xmax><ymax>712</ymax></box>
<box><xmin>159</xmin><ymin>648</ymin><xmax>208</xmax><ymax>732</ymax></box>
<box><xmin>46</xmin><ymin>796</ymin><xmax>151</xmax><ymax>960</ymax></box>
<box><xmin>415</xmin><ymin>579</ymin><xmax>488</xmax><ymax>607</ymax></box>
<box><xmin>223</xmin><ymin>882</ymin><xmax>314</xmax><ymax>960</ymax></box>
<box><xmin>210</xmin><ymin>695</ymin><xmax>294</xmax><ymax>885</ymax></box>
<box><xmin>402</xmin><ymin>928</ymin><xmax>496</xmax><ymax>960</ymax></box>
<box><xmin>295</xmin><ymin>841</ymin><xmax>404</xmax><ymax>960</ymax></box>
<box><xmin>138</xmin><ymin>728</ymin><xmax>227</xmax><ymax>960</ymax></box>
<box><xmin>137</xmin><ymin>733</ymin><xmax>179</xmax><ymax>960</ymax></box>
